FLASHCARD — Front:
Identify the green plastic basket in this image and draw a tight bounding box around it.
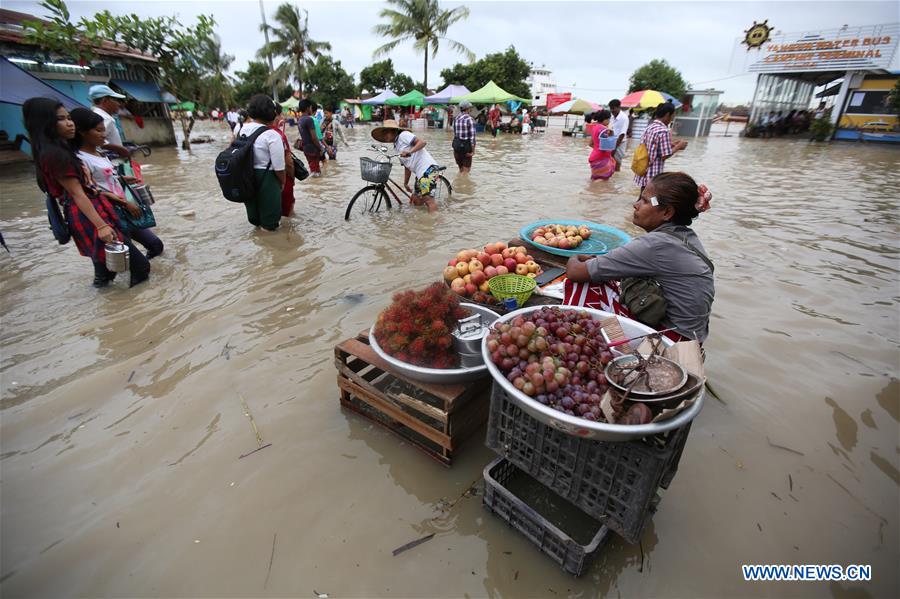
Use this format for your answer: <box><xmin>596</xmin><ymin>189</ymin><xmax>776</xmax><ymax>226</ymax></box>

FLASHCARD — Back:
<box><xmin>488</xmin><ymin>274</ymin><xmax>536</xmax><ymax>307</ymax></box>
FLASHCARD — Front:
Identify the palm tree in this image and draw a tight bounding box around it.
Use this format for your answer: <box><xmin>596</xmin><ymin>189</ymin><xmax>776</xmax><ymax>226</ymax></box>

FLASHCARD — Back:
<box><xmin>200</xmin><ymin>33</ymin><xmax>235</xmax><ymax>108</ymax></box>
<box><xmin>372</xmin><ymin>0</ymin><xmax>474</xmax><ymax>91</ymax></box>
<box><xmin>258</xmin><ymin>3</ymin><xmax>331</xmax><ymax>96</ymax></box>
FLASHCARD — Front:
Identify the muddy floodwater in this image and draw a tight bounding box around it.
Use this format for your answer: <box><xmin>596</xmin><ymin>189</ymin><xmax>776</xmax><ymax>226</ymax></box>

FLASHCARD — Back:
<box><xmin>1</xmin><ymin>120</ymin><xmax>898</xmax><ymax>598</ymax></box>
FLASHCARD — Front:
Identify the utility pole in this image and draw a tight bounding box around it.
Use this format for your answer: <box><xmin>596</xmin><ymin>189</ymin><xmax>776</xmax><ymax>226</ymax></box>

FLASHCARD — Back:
<box><xmin>259</xmin><ymin>0</ymin><xmax>278</xmax><ymax>101</ymax></box>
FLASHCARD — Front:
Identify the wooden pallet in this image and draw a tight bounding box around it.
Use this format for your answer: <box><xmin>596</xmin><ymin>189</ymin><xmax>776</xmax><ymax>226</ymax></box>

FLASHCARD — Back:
<box><xmin>335</xmin><ymin>330</ymin><xmax>491</xmax><ymax>466</ymax></box>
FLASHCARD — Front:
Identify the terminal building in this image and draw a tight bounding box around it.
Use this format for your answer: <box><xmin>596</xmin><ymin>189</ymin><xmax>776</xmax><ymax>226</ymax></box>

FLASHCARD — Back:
<box><xmin>740</xmin><ymin>22</ymin><xmax>899</xmax><ymax>142</ymax></box>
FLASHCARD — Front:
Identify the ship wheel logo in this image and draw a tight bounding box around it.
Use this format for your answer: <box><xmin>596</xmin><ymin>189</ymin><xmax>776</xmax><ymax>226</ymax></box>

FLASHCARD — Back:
<box><xmin>743</xmin><ymin>20</ymin><xmax>774</xmax><ymax>50</ymax></box>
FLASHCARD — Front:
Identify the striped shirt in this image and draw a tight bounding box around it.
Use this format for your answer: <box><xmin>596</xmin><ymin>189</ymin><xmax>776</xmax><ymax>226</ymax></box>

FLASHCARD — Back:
<box><xmin>453</xmin><ymin>112</ymin><xmax>476</xmax><ymax>147</ymax></box>
<box><xmin>633</xmin><ymin>119</ymin><xmax>673</xmax><ymax>188</ymax></box>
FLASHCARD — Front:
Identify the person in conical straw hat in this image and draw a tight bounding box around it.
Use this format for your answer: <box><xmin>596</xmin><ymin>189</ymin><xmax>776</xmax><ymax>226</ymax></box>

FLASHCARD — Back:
<box><xmin>371</xmin><ymin>120</ymin><xmax>441</xmax><ymax>212</ymax></box>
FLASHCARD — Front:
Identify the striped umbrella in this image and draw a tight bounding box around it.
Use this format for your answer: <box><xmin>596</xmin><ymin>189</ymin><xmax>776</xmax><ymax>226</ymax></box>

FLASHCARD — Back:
<box><xmin>620</xmin><ymin>90</ymin><xmax>683</xmax><ymax>109</ymax></box>
<box><xmin>549</xmin><ymin>98</ymin><xmax>602</xmax><ymax>115</ymax></box>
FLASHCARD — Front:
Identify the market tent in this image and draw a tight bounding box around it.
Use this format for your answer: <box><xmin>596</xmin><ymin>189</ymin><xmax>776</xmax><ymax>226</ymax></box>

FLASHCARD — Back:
<box><xmin>361</xmin><ymin>90</ymin><xmax>398</xmax><ymax>105</ymax></box>
<box><xmin>425</xmin><ymin>84</ymin><xmax>470</xmax><ymax>104</ymax></box>
<box><xmin>280</xmin><ymin>96</ymin><xmax>300</xmax><ymax>110</ymax></box>
<box><xmin>450</xmin><ymin>80</ymin><xmax>531</xmax><ymax>105</ymax></box>
<box><xmin>385</xmin><ymin>90</ymin><xmax>426</xmax><ymax>107</ymax></box>
<box><xmin>550</xmin><ymin>98</ymin><xmax>602</xmax><ymax>115</ymax></box>
<box><xmin>44</xmin><ymin>79</ymin><xmax>93</xmax><ymax>107</ymax></box>
<box><xmin>170</xmin><ymin>101</ymin><xmax>196</xmax><ymax>111</ymax></box>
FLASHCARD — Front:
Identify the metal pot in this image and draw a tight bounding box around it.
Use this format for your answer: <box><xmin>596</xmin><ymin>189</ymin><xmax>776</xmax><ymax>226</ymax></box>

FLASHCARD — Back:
<box><xmin>104</xmin><ymin>241</ymin><xmax>130</xmax><ymax>273</ymax></box>
<box><xmin>452</xmin><ymin>312</ymin><xmax>491</xmax><ymax>355</ymax></box>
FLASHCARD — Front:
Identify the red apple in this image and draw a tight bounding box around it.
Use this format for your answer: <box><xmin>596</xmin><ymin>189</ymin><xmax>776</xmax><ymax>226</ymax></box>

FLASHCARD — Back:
<box><xmin>477</xmin><ymin>252</ymin><xmax>490</xmax><ymax>264</ymax></box>
<box><xmin>485</xmin><ymin>242</ymin><xmax>498</xmax><ymax>255</ymax></box>
<box><xmin>504</xmin><ymin>258</ymin><xmax>517</xmax><ymax>271</ymax></box>
<box><xmin>490</xmin><ymin>254</ymin><xmax>503</xmax><ymax>267</ymax></box>
<box><xmin>484</xmin><ymin>265</ymin><xmax>498</xmax><ymax>279</ymax></box>
<box><xmin>496</xmin><ymin>242</ymin><xmax>507</xmax><ymax>251</ymax></box>
<box><xmin>496</xmin><ymin>265</ymin><xmax>509</xmax><ymax>276</ymax></box>
<box><xmin>465</xmin><ymin>283</ymin><xmax>477</xmax><ymax>296</ymax></box>
<box><xmin>515</xmin><ymin>253</ymin><xmax>528</xmax><ymax>264</ymax></box>
<box><xmin>471</xmin><ymin>270</ymin><xmax>486</xmax><ymax>285</ymax></box>
<box><xmin>515</xmin><ymin>263</ymin><xmax>529</xmax><ymax>275</ymax></box>
<box><xmin>448</xmin><ymin>258</ymin><xmax>458</xmax><ymax>267</ymax></box>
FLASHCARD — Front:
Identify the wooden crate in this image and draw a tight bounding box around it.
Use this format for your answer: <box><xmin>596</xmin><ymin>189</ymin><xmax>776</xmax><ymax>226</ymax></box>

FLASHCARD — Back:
<box><xmin>335</xmin><ymin>331</ymin><xmax>491</xmax><ymax>466</ymax></box>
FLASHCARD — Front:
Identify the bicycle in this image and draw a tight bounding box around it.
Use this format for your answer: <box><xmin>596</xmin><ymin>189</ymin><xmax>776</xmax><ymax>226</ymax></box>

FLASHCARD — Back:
<box><xmin>344</xmin><ymin>144</ymin><xmax>453</xmax><ymax>220</ymax></box>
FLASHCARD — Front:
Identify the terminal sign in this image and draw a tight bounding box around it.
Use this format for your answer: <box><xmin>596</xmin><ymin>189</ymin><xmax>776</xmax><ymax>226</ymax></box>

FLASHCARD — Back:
<box><xmin>747</xmin><ymin>24</ymin><xmax>899</xmax><ymax>73</ymax></box>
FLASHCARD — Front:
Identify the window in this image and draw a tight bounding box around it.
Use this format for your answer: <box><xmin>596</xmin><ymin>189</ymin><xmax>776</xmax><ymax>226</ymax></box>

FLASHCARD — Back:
<box><xmin>845</xmin><ymin>91</ymin><xmax>890</xmax><ymax>115</ymax></box>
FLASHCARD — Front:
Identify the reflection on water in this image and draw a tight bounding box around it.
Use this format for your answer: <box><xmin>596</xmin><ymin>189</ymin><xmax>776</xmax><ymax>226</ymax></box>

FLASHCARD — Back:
<box><xmin>1</xmin><ymin>120</ymin><xmax>898</xmax><ymax>597</ymax></box>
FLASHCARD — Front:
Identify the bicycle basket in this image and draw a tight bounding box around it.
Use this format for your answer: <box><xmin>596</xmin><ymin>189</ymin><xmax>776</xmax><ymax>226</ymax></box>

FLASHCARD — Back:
<box><xmin>360</xmin><ymin>157</ymin><xmax>392</xmax><ymax>183</ymax></box>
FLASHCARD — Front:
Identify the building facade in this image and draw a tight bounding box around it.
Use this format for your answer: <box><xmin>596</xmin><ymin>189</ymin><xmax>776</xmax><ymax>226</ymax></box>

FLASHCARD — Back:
<box><xmin>0</xmin><ymin>9</ymin><xmax>176</xmax><ymax>150</ymax></box>
<box><xmin>527</xmin><ymin>66</ymin><xmax>557</xmax><ymax>108</ymax></box>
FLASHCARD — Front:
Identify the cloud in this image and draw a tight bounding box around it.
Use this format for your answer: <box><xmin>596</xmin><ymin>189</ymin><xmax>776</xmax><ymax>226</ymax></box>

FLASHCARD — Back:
<box><xmin>6</xmin><ymin>0</ymin><xmax>898</xmax><ymax>103</ymax></box>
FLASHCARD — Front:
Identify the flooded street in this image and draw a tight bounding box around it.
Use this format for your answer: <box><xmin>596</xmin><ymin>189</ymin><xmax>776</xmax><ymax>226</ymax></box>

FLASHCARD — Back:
<box><xmin>1</xmin><ymin>120</ymin><xmax>898</xmax><ymax>597</ymax></box>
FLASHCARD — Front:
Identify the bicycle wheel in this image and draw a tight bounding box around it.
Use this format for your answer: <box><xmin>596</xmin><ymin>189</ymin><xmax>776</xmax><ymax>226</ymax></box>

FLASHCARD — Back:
<box><xmin>345</xmin><ymin>185</ymin><xmax>391</xmax><ymax>220</ymax></box>
<box><xmin>433</xmin><ymin>175</ymin><xmax>453</xmax><ymax>203</ymax></box>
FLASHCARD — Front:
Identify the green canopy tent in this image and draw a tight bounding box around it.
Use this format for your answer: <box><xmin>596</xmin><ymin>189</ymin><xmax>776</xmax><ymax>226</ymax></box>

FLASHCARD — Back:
<box><xmin>450</xmin><ymin>80</ymin><xmax>531</xmax><ymax>105</ymax></box>
<box><xmin>385</xmin><ymin>90</ymin><xmax>426</xmax><ymax>107</ymax></box>
<box><xmin>280</xmin><ymin>96</ymin><xmax>300</xmax><ymax>111</ymax></box>
<box><xmin>170</xmin><ymin>101</ymin><xmax>196</xmax><ymax>111</ymax></box>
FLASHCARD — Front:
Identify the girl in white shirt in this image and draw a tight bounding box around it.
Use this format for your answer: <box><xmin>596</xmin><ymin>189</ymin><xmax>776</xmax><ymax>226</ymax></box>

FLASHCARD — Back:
<box><xmin>238</xmin><ymin>95</ymin><xmax>286</xmax><ymax>231</ymax></box>
<box><xmin>70</xmin><ymin>107</ymin><xmax>164</xmax><ymax>259</ymax></box>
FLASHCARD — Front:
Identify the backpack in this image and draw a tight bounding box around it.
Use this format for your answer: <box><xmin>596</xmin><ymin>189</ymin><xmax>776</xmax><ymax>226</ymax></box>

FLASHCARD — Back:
<box><xmin>630</xmin><ymin>142</ymin><xmax>649</xmax><ymax>176</ymax></box>
<box><xmin>214</xmin><ymin>126</ymin><xmax>270</xmax><ymax>203</ymax></box>
<box><xmin>45</xmin><ymin>194</ymin><xmax>70</xmax><ymax>245</ymax></box>
<box><xmin>619</xmin><ymin>277</ymin><xmax>667</xmax><ymax>327</ymax></box>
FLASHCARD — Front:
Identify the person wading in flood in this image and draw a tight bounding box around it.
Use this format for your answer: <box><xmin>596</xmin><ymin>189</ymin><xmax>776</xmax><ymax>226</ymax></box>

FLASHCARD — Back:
<box><xmin>608</xmin><ymin>99</ymin><xmax>629</xmax><ymax>172</ymax></box>
<box><xmin>23</xmin><ymin>97</ymin><xmax>150</xmax><ymax>288</ymax></box>
<box><xmin>240</xmin><ymin>94</ymin><xmax>286</xmax><ymax>231</ymax></box>
<box><xmin>372</xmin><ymin>120</ymin><xmax>440</xmax><ymax>213</ymax></box>
<box><xmin>70</xmin><ymin>107</ymin><xmax>164</xmax><ymax>260</ymax></box>
<box><xmin>452</xmin><ymin>100</ymin><xmax>476</xmax><ymax>174</ymax></box>
<box><xmin>297</xmin><ymin>99</ymin><xmax>321</xmax><ymax>177</ymax></box>
<box><xmin>633</xmin><ymin>102</ymin><xmax>687</xmax><ymax>192</ymax></box>
<box><xmin>88</xmin><ymin>84</ymin><xmax>129</xmax><ymax>159</ymax></box>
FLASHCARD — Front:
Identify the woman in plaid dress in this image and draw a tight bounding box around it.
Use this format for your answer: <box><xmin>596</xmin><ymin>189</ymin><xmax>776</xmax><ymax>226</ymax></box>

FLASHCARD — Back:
<box><xmin>23</xmin><ymin>98</ymin><xmax>150</xmax><ymax>288</ymax></box>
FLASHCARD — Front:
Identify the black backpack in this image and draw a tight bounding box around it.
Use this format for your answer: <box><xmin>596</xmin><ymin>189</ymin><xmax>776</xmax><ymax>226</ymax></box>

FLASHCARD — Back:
<box><xmin>215</xmin><ymin>126</ymin><xmax>270</xmax><ymax>203</ymax></box>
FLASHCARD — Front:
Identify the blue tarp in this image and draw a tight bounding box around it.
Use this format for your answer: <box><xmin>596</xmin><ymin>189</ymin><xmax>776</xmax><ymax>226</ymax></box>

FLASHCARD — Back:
<box><xmin>0</xmin><ymin>57</ymin><xmax>83</xmax><ymax>108</ymax></box>
<box><xmin>45</xmin><ymin>79</ymin><xmax>93</xmax><ymax>107</ymax></box>
<box><xmin>110</xmin><ymin>78</ymin><xmax>163</xmax><ymax>103</ymax></box>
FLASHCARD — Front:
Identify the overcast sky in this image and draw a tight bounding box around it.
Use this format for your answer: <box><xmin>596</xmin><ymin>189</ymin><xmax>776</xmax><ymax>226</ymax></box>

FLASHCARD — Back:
<box><xmin>7</xmin><ymin>0</ymin><xmax>899</xmax><ymax>103</ymax></box>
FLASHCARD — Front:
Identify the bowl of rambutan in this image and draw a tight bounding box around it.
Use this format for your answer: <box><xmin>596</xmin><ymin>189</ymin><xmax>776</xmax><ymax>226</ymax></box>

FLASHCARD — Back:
<box><xmin>370</xmin><ymin>282</ymin><xmax>501</xmax><ymax>384</ymax></box>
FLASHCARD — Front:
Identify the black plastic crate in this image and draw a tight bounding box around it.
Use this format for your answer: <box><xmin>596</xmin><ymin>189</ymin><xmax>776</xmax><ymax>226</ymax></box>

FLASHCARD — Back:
<box><xmin>485</xmin><ymin>382</ymin><xmax>691</xmax><ymax>543</ymax></box>
<box><xmin>483</xmin><ymin>457</ymin><xmax>609</xmax><ymax>576</ymax></box>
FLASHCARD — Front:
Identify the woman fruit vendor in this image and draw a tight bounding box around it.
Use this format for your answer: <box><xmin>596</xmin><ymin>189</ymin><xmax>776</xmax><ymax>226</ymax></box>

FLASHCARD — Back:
<box><xmin>565</xmin><ymin>172</ymin><xmax>715</xmax><ymax>342</ymax></box>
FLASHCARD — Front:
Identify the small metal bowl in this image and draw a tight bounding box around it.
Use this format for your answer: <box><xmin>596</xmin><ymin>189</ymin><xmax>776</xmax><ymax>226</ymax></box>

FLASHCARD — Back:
<box><xmin>605</xmin><ymin>354</ymin><xmax>688</xmax><ymax>399</ymax></box>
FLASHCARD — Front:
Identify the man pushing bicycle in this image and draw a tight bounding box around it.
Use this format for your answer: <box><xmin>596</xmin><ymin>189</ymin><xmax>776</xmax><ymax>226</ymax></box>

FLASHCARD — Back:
<box><xmin>371</xmin><ymin>120</ymin><xmax>440</xmax><ymax>213</ymax></box>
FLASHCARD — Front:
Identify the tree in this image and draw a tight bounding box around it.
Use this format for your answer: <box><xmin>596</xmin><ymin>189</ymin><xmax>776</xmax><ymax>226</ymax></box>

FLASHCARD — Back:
<box><xmin>439</xmin><ymin>46</ymin><xmax>531</xmax><ymax>99</ymax></box>
<box><xmin>888</xmin><ymin>78</ymin><xmax>900</xmax><ymax>118</ymax></box>
<box><xmin>627</xmin><ymin>59</ymin><xmax>688</xmax><ymax>100</ymax></box>
<box><xmin>372</xmin><ymin>0</ymin><xmax>473</xmax><ymax>91</ymax></box>
<box><xmin>305</xmin><ymin>56</ymin><xmax>357</xmax><ymax>111</ymax></box>
<box><xmin>233</xmin><ymin>61</ymin><xmax>293</xmax><ymax>108</ymax></box>
<box><xmin>198</xmin><ymin>34</ymin><xmax>234</xmax><ymax>109</ymax></box>
<box><xmin>23</xmin><ymin>0</ymin><xmax>220</xmax><ymax>149</ymax></box>
<box><xmin>258</xmin><ymin>3</ymin><xmax>331</xmax><ymax>95</ymax></box>
<box><xmin>359</xmin><ymin>59</ymin><xmax>416</xmax><ymax>94</ymax></box>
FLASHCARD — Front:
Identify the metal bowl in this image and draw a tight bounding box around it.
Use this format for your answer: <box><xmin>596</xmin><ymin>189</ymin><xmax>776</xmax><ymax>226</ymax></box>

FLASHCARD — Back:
<box><xmin>480</xmin><ymin>305</ymin><xmax>705</xmax><ymax>442</ymax></box>
<box><xmin>369</xmin><ymin>303</ymin><xmax>501</xmax><ymax>384</ymax></box>
<box><xmin>605</xmin><ymin>354</ymin><xmax>688</xmax><ymax>399</ymax></box>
